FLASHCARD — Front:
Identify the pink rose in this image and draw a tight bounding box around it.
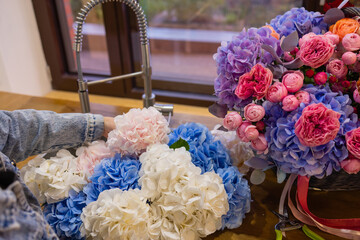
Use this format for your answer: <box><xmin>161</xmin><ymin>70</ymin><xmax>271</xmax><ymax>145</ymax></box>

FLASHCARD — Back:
<box><xmin>295</xmin><ymin>103</ymin><xmax>341</xmax><ymax>147</ymax></box>
<box><xmin>244</xmin><ymin>103</ymin><xmax>265</xmax><ymax>122</ymax></box>
<box><xmin>244</xmin><ymin>125</ymin><xmax>259</xmax><ymax>141</ymax></box>
<box><xmin>282</xmin><ymin>95</ymin><xmax>300</xmax><ymax>111</ymax></box>
<box><xmin>295</xmin><ymin>91</ymin><xmax>310</xmax><ymax>105</ymax></box>
<box><xmin>266</xmin><ymin>82</ymin><xmax>288</xmax><ymax>103</ymax></box>
<box><xmin>256</xmin><ymin>121</ymin><xmax>265</xmax><ymax>131</ymax></box>
<box><xmin>313</xmin><ymin>72</ymin><xmax>328</xmax><ymax>85</ymax></box>
<box><xmin>298</xmin><ymin>33</ymin><xmax>335</xmax><ymax>68</ymax></box>
<box><xmin>324</xmin><ymin>31</ymin><xmax>340</xmax><ymax>45</ymax></box>
<box><xmin>223</xmin><ymin>112</ymin><xmax>243</xmax><ymax>131</ymax></box>
<box><xmin>345</xmin><ymin>127</ymin><xmax>360</xmax><ymax>159</ymax></box>
<box><xmin>284</xmin><ymin>52</ymin><xmax>294</xmax><ymax>62</ymax></box>
<box><xmin>236</xmin><ymin>121</ymin><xmax>252</xmax><ymax>142</ymax></box>
<box><xmin>341</xmin><ymin>154</ymin><xmax>360</xmax><ymax>174</ymax></box>
<box><xmin>342</xmin><ymin>33</ymin><xmax>360</xmax><ymax>51</ymax></box>
<box><xmin>282</xmin><ymin>71</ymin><xmax>304</xmax><ymax>93</ymax></box>
<box><xmin>235</xmin><ymin>64</ymin><xmax>273</xmax><ymax>100</ymax></box>
<box><xmin>251</xmin><ymin>133</ymin><xmax>268</xmax><ymax>153</ymax></box>
<box><xmin>353</xmin><ymin>89</ymin><xmax>360</xmax><ymax>103</ymax></box>
<box><xmin>342</xmin><ymin>51</ymin><xmax>357</xmax><ymax>65</ymax></box>
<box><xmin>326</xmin><ymin>59</ymin><xmax>348</xmax><ymax>79</ymax></box>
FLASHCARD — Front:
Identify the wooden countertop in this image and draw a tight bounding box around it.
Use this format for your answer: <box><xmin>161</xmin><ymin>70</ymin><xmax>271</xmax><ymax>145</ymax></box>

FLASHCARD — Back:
<box><xmin>1</xmin><ymin>91</ymin><xmax>359</xmax><ymax>240</ymax></box>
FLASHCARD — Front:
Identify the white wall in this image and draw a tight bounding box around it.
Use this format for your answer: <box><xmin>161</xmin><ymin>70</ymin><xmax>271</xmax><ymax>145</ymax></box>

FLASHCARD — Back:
<box><xmin>0</xmin><ymin>0</ymin><xmax>52</xmax><ymax>96</ymax></box>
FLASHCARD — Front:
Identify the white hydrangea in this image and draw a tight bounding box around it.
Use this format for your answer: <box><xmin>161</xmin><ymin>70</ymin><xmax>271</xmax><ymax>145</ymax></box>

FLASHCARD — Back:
<box><xmin>81</xmin><ymin>188</ymin><xmax>151</xmax><ymax>240</ymax></box>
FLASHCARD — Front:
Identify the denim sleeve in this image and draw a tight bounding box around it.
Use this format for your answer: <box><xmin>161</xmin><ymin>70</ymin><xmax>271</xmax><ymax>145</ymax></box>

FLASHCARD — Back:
<box><xmin>0</xmin><ymin>109</ymin><xmax>104</xmax><ymax>162</ymax></box>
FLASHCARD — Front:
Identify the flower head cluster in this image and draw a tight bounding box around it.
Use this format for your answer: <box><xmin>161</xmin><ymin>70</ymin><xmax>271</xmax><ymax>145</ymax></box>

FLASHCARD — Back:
<box><xmin>214</xmin><ymin>27</ymin><xmax>282</xmax><ymax>110</ymax></box>
<box><xmin>270</xmin><ymin>7</ymin><xmax>327</xmax><ymax>37</ymax></box>
<box><xmin>168</xmin><ymin>123</ymin><xmax>232</xmax><ymax>173</ymax></box>
<box><xmin>83</xmin><ymin>154</ymin><xmax>141</xmax><ymax>203</ymax></box>
<box><xmin>43</xmin><ymin>191</ymin><xmax>86</xmax><ymax>240</ymax></box>
<box><xmin>107</xmin><ymin>107</ymin><xmax>170</xmax><ymax>155</ymax></box>
<box><xmin>264</xmin><ymin>84</ymin><xmax>358</xmax><ymax>178</ymax></box>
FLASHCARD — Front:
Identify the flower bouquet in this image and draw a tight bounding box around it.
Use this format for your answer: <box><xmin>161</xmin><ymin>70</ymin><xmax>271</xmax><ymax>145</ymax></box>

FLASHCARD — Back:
<box><xmin>210</xmin><ymin>2</ymin><xmax>360</xmax><ymax>239</ymax></box>
<box><xmin>21</xmin><ymin>107</ymin><xmax>251</xmax><ymax>240</ymax></box>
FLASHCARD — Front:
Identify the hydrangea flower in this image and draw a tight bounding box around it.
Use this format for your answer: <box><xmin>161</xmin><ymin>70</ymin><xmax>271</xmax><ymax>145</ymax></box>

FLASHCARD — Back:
<box><xmin>264</xmin><ymin>84</ymin><xmax>358</xmax><ymax>178</ymax></box>
<box><xmin>83</xmin><ymin>154</ymin><xmax>141</xmax><ymax>203</ymax></box>
<box><xmin>168</xmin><ymin>123</ymin><xmax>232</xmax><ymax>173</ymax></box>
<box><xmin>214</xmin><ymin>27</ymin><xmax>282</xmax><ymax>110</ymax></box>
<box><xmin>217</xmin><ymin>167</ymin><xmax>251</xmax><ymax>230</ymax></box>
<box><xmin>43</xmin><ymin>190</ymin><xmax>86</xmax><ymax>239</ymax></box>
<box><xmin>270</xmin><ymin>7</ymin><xmax>328</xmax><ymax>37</ymax></box>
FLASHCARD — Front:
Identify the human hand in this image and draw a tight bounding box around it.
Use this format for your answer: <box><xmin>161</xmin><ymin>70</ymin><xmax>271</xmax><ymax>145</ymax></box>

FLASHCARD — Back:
<box><xmin>103</xmin><ymin>117</ymin><xmax>116</xmax><ymax>138</ymax></box>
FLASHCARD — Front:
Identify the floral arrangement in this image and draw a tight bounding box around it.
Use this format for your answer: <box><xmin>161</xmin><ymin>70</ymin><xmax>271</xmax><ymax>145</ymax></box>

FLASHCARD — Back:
<box><xmin>21</xmin><ymin>107</ymin><xmax>251</xmax><ymax>240</ymax></box>
<box><xmin>211</xmin><ymin>3</ymin><xmax>360</xmax><ymax>239</ymax></box>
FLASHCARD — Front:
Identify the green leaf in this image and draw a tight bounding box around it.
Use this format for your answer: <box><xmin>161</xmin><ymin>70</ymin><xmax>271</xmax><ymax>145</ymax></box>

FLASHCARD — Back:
<box><xmin>302</xmin><ymin>225</ymin><xmax>325</xmax><ymax>240</ymax></box>
<box><xmin>169</xmin><ymin>138</ymin><xmax>190</xmax><ymax>151</ymax></box>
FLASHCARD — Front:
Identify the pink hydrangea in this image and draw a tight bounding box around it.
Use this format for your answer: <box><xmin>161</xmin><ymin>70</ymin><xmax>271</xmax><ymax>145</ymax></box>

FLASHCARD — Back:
<box><xmin>107</xmin><ymin>107</ymin><xmax>170</xmax><ymax>155</ymax></box>
<box><xmin>295</xmin><ymin>103</ymin><xmax>341</xmax><ymax>147</ymax></box>
<box><xmin>76</xmin><ymin>140</ymin><xmax>113</xmax><ymax>178</ymax></box>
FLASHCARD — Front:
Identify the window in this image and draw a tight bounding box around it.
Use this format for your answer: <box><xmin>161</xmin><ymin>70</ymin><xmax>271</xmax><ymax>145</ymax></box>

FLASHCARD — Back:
<box><xmin>33</xmin><ymin>0</ymin><xmax>318</xmax><ymax>106</ymax></box>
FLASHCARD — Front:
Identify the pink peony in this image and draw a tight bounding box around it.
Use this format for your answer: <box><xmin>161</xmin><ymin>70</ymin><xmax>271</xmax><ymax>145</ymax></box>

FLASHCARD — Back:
<box><xmin>107</xmin><ymin>107</ymin><xmax>170</xmax><ymax>155</ymax></box>
<box><xmin>282</xmin><ymin>95</ymin><xmax>300</xmax><ymax>111</ymax></box>
<box><xmin>244</xmin><ymin>103</ymin><xmax>265</xmax><ymax>122</ymax></box>
<box><xmin>251</xmin><ymin>133</ymin><xmax>268</xmax><ymax>153</ymax></box>
<box><xmin>342</xmin><ymin>33</ymin><xmax>360</xmax><ymax>51</ymax></box>
<box><xmin>342</xmin><ymin>51</ymin><xmax>357</xmax><ymax>65</ymax></box>
<box><xmin>266</xmin><ymin>82</ymin><xmax>288</xmax><ymax>103</ymax></box>
<box><xmin>341</xmin><ymin>154</ymin><xmax>360</xmax><ymax>174</ymax></box>
<box><xmin>282</xmin><ymin>71</ymin><xmax>304</xmax><ymax>93</ymax></box>
<box><xmin>324</xmin><ymin>31</ymin><xmax>340</xmax><ymax>45</ymax></box>
<box><xmin>76</xmin><ymin>140</ymin><xmax>113</xmax><ymax>178</ymax></box>
<box><xmin>236</xmin><ymin>121</ymin><xmax>252</xmax><ymax>142</ymax></box>
<box><xmin>326</xmin><ymin>59</ymin><xmax>348</xmax><ymax>79</ymax></box>
<box><xmin>298</xmin><ymin>33</ymin><xmax>335</xmax><ymax>68</ymax></box>
<box><xmin>244</xmin><ymin>125</ymin><xmax>259</xmax><ymax>141</ymax></box>
<box><xmin>235</xmin><ymin>64</ymin><xmax>273</xmax><ymax>100</ymax></box>
<box><xmin>313</xmin><ymin>72</ymin><xmax>328</xmax><ymax>85</ymax></box>
<box><xmin>295</xmin><ymin>103</ymin><xmax>341</xmax><ymax>147</ymax></box>
<box><xmin>295</xmin><ymin>91</ymin><xmax>311</xmax><ymax>105</ymax></box>
<box><xmin>223</xmin><ymin>112</ymin><xmax>243</xmax><ymax>131</ymax></box>
<box><xmin>345</xmin><ymin>127</ymin><xmax>360</xmax><ymax>159</ymax></box>
<box><xmin>353</xmin><ymin>89</ymin><xmax>360</xmax><ymax>103</ymax></box>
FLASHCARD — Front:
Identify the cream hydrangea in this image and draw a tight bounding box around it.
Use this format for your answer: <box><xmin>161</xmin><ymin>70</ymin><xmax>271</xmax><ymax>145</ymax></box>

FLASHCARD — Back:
<box><xmin>22</xmin><ymin>149</ymin><xmax>87</xmax><ymax>204</ymax></box>
<box><xmin>107</xmin><ymin>107</ymin><xmax>170</xmax><ymax>156</ymax></box>
<box><xmin>81</xmin><ymin>188</ymin><xmax>150</xmax><ymax>240</ymax></box>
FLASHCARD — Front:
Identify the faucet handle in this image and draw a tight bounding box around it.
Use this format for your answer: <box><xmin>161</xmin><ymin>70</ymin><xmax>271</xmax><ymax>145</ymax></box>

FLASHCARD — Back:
<box><xmin>154</xmin><ymin>103</ymin><xmax>174</xmax><ymax>116</ymax></box>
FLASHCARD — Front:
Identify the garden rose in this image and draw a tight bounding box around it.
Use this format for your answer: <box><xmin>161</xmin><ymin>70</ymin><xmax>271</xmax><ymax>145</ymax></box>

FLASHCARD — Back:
<box><xmin>345</xmin><ymin>127</ymin><xmax>360</xmax><ymax>159</ymax></box>
<box><xmin>295</xmin><ymin>103</ymin><xmax>341</xmax><ymax>147</ymax></box>
<box><xmin>342</xmin><ymin>52</ymin><xmax>357</xmax><ymax>65</ymax></box>
<box><xmin>282</xmin><ymin>71</ymin><xmax>304</xmax><ymax>93</ymax></box>
<box><xmin>235</xmin><ymin>64</ymin><xmax>273</xmax><ymax>100</ymax></box>
<box><xmin>341</xmin><ymin>154</ymin><xmax>360</xmax><ymax>174</ymax></box>
<box><xmin>283</xmin><ymin>52</ymin><xmax>294</xmax><ymax>62</ymax></box>
<box><xmin>244</xmin><ymin>103</ymin><xmax>265</xmax><ymax>122</ymax></box>
<box><xmin>251</xmin><ymin>134</ymin><xmax>268</xmax><ymax>153</ymax></box>
<box><xmin>244</xmin><ymin>125</ymin><xmax>259</xmax><ymax>141</ymax></box>
<box><xmin>236</xmin><ymin>121</ymin><xmax>252</xmax><ymax>142</ymax></box>
<box><xmin>297</xmin><ymin>33</ymin><xmax>335</xmax><ymax>68</ymax></box>
<box><xmin>313</xmin><ymin>72</ymin><xmax>328</xmax><ymax>85</ymax></box>
<box><xmin>295</xmin><ymin>91</ymin><xmax>310</xmax><ymax>105</ymax></box>
<box><xmin>342</xmin><ymin>33</ymin><xmax>360</xmax><ymax>51</ymax></box>
<box><xmin>324</xmin><ymin>31</ymin><xmax>340</xmax><ymax>45</ymax></box>
<box><xmin>353</xmin><ymin>89</ymin><xmax>360</xmax><ymax>104</ymax></box>
<box><xmin>282</xmin><ymin>95</ymin><xmax>300</xmax><ymax>111</ymax></box>
<box><xmin>326</xmin><ymin>59</ymin><xmax>348</xmax><ymax>79</ymax></box>
<box><xmin>256</xmin><ymin>121</ymin><xmax>265</xmax><ymax>131</ymax></box>
<box><xmin>223</xmin><ymin>112</ymin><xmax>243</xmax><ymax>131</ymax></box>
<box><xmin>266</xmin><ymin>82</ymin><xmax>288</xmax><ymax>103</ymax></box>
<box><xmin>331</xmin><ymin>18</ymin><xmax>360</xmax><ymax>40</ymax></box>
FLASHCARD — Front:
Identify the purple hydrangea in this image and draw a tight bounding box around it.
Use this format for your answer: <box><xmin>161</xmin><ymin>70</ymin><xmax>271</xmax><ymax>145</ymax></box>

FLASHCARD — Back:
<box><xmin>214</xmin><ymin>27</ymin><xmax>282</xmax><ymax>110</ymax></box>
<box><xmin>270</xmin><ymin>7</ymin><xmax>328</xmax><ymax>37</ymax></box>
<box><xmin>263</xmin><ymin>84</ymin><xmax>358</xmax><ymax>178</ymax></box>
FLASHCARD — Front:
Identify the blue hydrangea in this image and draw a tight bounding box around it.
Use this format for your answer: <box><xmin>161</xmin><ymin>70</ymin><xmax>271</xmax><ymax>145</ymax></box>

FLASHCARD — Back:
<box><xmin>264</xmin><ymin>85</ymin><xmax>358</xmax><ymax>178</ymax></box>
<box><xmin>83</xmin><ymin>154</ymin><xmax>141</xmax><ymax>203</ymax></box>
<box><xmin>168</xmin><ymin>123</ymin><xmax>232</xmax><ymax>173</ymax></box>
<box><xmin>214</xmin><ymin>27</ymin><xmax>282</xmax><ymax>110</ymax></box>
<box><xmin>217</xmin><ymin>167</ymin><xmax>251</xmax><ymax>230</ymax></box>
<box><xmin>270</xmin><ymin>7</ymin><xmax>328</xmax><ymax>37</ymax></box>
<box><xmin>43</xmin><ymin>190</ymin><xmax>86</xmax><ymax>239</ymax></box>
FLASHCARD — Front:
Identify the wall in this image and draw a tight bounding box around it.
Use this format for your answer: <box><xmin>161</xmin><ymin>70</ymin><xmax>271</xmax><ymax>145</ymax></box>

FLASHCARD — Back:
<box><xmin>0</xmin><ymin>0</ymin><xmax>51</xmax><ymax>96</ymax></box>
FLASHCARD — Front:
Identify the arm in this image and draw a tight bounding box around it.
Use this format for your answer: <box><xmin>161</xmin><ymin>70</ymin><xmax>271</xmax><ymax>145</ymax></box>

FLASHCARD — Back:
<box><xmin>0</xmin><ymin>109</ymin><xmax>105</xmax><ymax>162</ymax></box>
